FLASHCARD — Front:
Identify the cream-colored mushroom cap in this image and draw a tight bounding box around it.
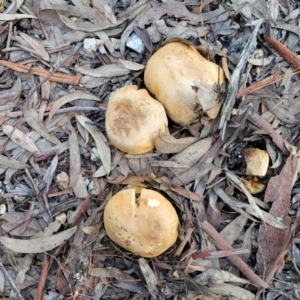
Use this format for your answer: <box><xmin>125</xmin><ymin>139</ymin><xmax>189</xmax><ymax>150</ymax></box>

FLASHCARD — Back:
<box><xmin>242</xmin><ymin>148</ymin><xmax>269</xmax><ymax>177</ymax></box>
<box><xmin>144</xmin><ymin>41</ymin><xmax>225</xmax><ymax>124</ymax></box>
<box><xmin>105</xmin><ymin>85</ymin><xmax>168</xmax><ymax>154</ymax></box>
<box><xmin>104</xmin><ymin>188</ymin><xmax>179</xmax><ymax>258</ymax></box>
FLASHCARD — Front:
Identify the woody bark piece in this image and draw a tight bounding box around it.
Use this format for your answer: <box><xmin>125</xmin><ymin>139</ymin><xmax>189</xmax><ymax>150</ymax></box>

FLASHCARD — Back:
<box><xmin>256</xmin><ymin>155</ymin><xmax>298</xmax><ymax>282</ymax></box>
<box><xmin>200</xmin><ymin>220</ymin><xmax>269</xmax><ymax>289</ymax></box>
<box><xmin>264</xmin><ymin>35</ymin><xmax>300</xmax><ymax>75</ymax></box>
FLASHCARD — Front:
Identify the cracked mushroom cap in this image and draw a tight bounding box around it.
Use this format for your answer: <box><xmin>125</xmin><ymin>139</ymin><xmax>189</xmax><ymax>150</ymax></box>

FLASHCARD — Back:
<box><xmin>105</xmin><ymin>85</ymin><xmax>168</xmax><ymax>154</ymax></box>
<box><xmin>104</xmin><ymin>188</ymin><xmax>179</xmax><ymax>258</ymax></box>
<box><xmin>144</xmin><ymin>41</ymin><xmax>225</xmax><ymax>124</ymax></box>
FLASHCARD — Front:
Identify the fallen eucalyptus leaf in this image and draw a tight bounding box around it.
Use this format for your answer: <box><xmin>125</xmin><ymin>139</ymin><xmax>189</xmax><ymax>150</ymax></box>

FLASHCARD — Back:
<box><xmin>0</xmin><ymin>226</ymin><xmax>77</xmax><ymax>253</ymax></box>
<box><xmin>76</xmin><ymin>115</ymin><xmax>111</xmax><ymax>174</ymax></box>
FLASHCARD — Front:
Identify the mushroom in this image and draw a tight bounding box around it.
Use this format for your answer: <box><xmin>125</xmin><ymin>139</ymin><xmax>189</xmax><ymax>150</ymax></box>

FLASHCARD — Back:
<box><xmin>242</xmin><ymin>148</ymin><xmax>269</xmax><ymax>177</ymax></box>
<box><xmin>242</xmin><ymin>176</ymin><xmax>265</xmax><ymax>194</ymax></box>
<box><xmin>103</xmin><ymin>188</ymin><xmax>179</xmax><ymax>258</ymax></box>
<box><xmin>144</xmin><ymin>41</ymin><xmax>225</xmax><ymax>124</ymax></box>
<box><xmin>105</xmin><ymin>85</ymin><xmax>168</xmax><ymax>154</ymax></box>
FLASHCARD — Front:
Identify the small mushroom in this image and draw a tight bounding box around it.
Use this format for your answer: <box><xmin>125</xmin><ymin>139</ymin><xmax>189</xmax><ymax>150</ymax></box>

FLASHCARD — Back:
<box><xmin>105</xmin><ymin>85</ymin><xmax>168</xmax><ymax>154</ymax></box>
<box><xmin>104</xmin><ymin>188</ymin><xmax>179</xmax><ymax>258</ymax></box>
<box><xmin>144</xmin><ymin>41</ymin><xmax>225</xmax><ymax>124</ymax></box>
<box><xmin>242</xmin><ymin>148</ymin><xmax>269</xmax><ymax>177</ymax></box>
<box><xmin>242</xmin><ymin>176</ymin><xmax>265</xmax><ymax>194</ymax></box>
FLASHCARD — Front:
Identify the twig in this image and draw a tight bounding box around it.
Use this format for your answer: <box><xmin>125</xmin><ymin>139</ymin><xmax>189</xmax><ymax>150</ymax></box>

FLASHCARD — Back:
<box><xmin>264</xmin><ymin>35</ymin><xmax>300</xmax><ymax>74</ymax></box>
<box><xmin>35</xmin><ymin>254</ymin><xmax>51</xmax><ymax>300</ymax></box>
<box><xmin>236</xmin><ymin>70</ymin><xmax>282</xmax><ymax>98</ymax></box>
<box><xmin>221</xmin><ymin>47</ymin><xmax>231</xmax><ymax>83</ymax></box>
<box><xmin>219</xmin><ymin>19</ymin><xmax>263</xmax><ymax>139</ymax></box>
<box><xmin>200</xmin><ymin>220</ymin><xmax>269</xmax><ymax>289</ymax></box>
<box><xmin>0</xmin><ymin>60</ymin><xmax>81</xmax><ymax>85</ymax></box>
<box><xmin>0</xmin><ymin>262</ymin><xmax>24</xmax><ymax>300</ymax></box>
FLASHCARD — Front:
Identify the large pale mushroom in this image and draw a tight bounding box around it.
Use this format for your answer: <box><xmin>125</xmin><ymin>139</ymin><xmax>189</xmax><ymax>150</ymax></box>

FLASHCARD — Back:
<box><xmin>144</xmin><ymin>41</ymin><xmax>225</xmax><ymax>124</ymax></box>
<box><xmin>105</xmin><ymin>85</ymin><xmax>168</xmax><ymax>154</ymax></box>
<box><xmin>242</xmin><ymin>148</ymin><xmax>269</xmax><ymax>177</ymax></box>
<box><xmin>104</xmin><ymin>188</ymin><xmax>179</xmax><ymax>258</ymax></box>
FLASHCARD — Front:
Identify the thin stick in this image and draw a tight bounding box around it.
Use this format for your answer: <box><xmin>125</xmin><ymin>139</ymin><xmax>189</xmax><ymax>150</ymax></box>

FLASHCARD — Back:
<box><xmin>200</xmin><ymin>220</ymin><xmax>269</xmax><ymax>289</ymax></box>
<box><xmin>35</xmin><ymin>254</ymin><xmax>51</xmax><ymax>300</ymax></box>
<box><xmin>0</xmin><ymin>261</ymin><xmax>24</xmax><ymax>300</ymax></box>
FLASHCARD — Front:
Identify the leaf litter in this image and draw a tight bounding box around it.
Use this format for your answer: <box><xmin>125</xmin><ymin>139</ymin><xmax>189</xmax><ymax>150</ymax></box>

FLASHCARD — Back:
<box><xmin>0</xmin><ymin>0</ymin><xmax>300</xmax><ymax>299</ymax></box>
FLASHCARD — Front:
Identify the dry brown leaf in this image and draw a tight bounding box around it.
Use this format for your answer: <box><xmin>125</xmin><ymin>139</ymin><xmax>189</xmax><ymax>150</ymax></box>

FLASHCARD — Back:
<box><xmin>92</xmin><ymin>0</ymin><xmax>117</xmax><ymax>25</ymax></box>
<box><xmin>16</xmin><ymin>32</ymin><xmax>50</xmax><ymax>61</ymax></box>
<box><xmin>119</xmin><ymin>59</ymin><xmax>145</xmax><ymax>71</ymax></box>
<box><xmin>76</xmin><ymin>115</ymin><xmax>111</xmax><ymax>174</ymax></box>
<box><xmin>0</xmin><ymin>212</ymin><xmax>41</xmax><ymax>237</ymax></box>
<box><xmin>138</xmin><ymin>258</ymin><xmax>158</xmax><ymax>297</ymax></box>
<box><xmin>155</xmin><ymin>134</ymin><xmax>198</xmax><ymax>154</ymax></box>
<box><xmin>25</xmin><ymin>109</ymin><xmax>61</xmax><ymax>145</ymax></box>
<box><xmin>0</xmin><ymin>154</ymin><xmax>30</xmax><ymax>169</ymax></box>
<box><xmin>89</xmin><ymin>267</ymin><xmax>136</xmax><ymax>281</ymax></box>
<box><xmin>0</xmin><ymin>226</ymin><xmax>77</xmax><ymax>253</ymax></box>
<box><xmin>48</xmin><ymin>91</ymin><xmax>101</xmax><ymax>120</ymax></box>
<box><xmin>220</xmin><ymin>215</ymin><xmax>248</xmax><ymax>245</ymax></box>
<box><xmin>74</xmin><ymin>64</ymin><xmax>130</xmax><ymax>78</ymax></box>
<box><xmin>171</xmin><ymin>137</ymin><xmax>212</xmax><ymax>167</ymax></box>
<box><xmin>2</xmin><ymin>125</ymin><xmax>41</xmax><ymax>155</ymax></box>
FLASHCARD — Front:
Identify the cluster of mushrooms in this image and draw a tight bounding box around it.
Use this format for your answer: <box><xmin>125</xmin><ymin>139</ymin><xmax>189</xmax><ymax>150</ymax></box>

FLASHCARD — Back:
<box><xmin>103</xmin><ymin>40</ymin><xmax>269</xmax><ymax>257</ymax></box>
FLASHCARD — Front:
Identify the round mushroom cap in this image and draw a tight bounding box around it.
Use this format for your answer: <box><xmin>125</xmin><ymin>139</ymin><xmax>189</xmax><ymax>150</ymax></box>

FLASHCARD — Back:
<box><xmin>104</xmin><ymin>188</ymin><xmax>179</xmax><ymax>258</ymax></box>
<box><xmin>105</xmin><ymin>85</ymin><xmax>168</xmax><ymax>154</ymax></box>
<box><xmin>144</xmin><ymin>41</ymin><xmax>225</xmax><ymax>124</ymax></box>
<box><xmin>242</xmin><ymin>148</ymin><xmax>269</xmax><ymax>177</ymax></box>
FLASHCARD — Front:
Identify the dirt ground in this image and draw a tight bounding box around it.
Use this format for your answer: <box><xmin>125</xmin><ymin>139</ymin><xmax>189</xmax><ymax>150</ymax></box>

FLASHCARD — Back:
<box><xmin>0</xmin><ymin>0</ymin><xmax>300</xmax><ymax>299</ymax></box>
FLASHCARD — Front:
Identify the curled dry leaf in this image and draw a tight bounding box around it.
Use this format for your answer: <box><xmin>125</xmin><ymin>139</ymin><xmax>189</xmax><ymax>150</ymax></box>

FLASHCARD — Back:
<box><xmin>210</xmin><ymin>283</ymin><xmax>255</xmax><ymax>300</ymax></box>
<box><xmin>195</xmin><ymin>269</ymin><xmax>251</xmax><ymax>286</ymax></box>
<box><xmin>2</xmin><ymin>125</ymin><xmax>41</xmax><ymax>155</ymax></box>
<box><xmin>0</xmin><ymin>226</ymin><xmax>77</xmax><ymax>253</ymax></box>
<box><xmin>155</xmin><ymin>134</ymin><xmax>198</xmax><ymax>154</ymax></box>
<box><xmin>75</xmin><ymin>115</ymin><xmax>111</xmax><ymax>174</ymax></box>
<box><xmin>48</xmin><ymin>91</ymin><xmax>101</xmax><ymax>120</ymax></box>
